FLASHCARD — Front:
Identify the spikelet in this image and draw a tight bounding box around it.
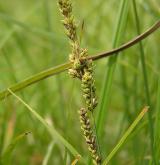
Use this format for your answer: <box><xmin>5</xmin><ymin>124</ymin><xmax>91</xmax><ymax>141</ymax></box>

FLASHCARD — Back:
<box><xmin>68</xmin><ymin>47</ymin><xmax>88</xmax><ymax>79</ymax></box>
<box><xmin>81</xmin><ymin>60</ymin><xmax>98</xmax><ymax>112</ymax></box>
<box><xmin>79</xmin><ymin>108</ymin><xmax>101</xmax><ymax>165</ymax></box>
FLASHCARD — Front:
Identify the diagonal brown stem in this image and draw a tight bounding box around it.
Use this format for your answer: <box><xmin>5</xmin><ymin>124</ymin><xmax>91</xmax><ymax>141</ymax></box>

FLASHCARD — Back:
<box><xmin>90</xmin><ymin>20</ymin><xmax>160</xmax><ymax>61</ymax></box>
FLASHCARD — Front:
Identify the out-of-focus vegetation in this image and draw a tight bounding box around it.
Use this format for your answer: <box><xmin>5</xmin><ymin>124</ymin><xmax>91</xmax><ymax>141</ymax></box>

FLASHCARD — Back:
<box><xmin>0</xmin><ymin>0</ymin><xmax>159</xmax><ymax>164</ymax></box>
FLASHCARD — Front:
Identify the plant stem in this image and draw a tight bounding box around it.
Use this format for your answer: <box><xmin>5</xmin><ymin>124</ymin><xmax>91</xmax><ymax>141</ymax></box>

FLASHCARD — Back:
<box><xmin>132</xmin><ymin>0</ymin><xmax>155</xmax><ymax>163</ymax></box>
<box><xmin>96</xmin><ymin>0</ymin><xmax>129</xmax><ymax>138</ymax></box>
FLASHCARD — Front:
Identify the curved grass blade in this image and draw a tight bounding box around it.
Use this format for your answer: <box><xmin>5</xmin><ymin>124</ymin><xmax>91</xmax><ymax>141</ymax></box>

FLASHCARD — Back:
<box><xmin>7</xmin><ymin>89</ymin><xmax>85</xmax><ymax>163</ymax></box>
<box><xmin>102</xmin><ymin>107</ymin><xmax>148</xmax><ymax>165</ymax></box>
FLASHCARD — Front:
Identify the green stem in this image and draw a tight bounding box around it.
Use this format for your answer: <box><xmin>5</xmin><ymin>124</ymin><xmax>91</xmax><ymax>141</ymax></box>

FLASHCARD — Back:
<box><xmin>132</xmin><ymin>0</ymin><xmax>155</xmax><ymax>163</ymax></box>
<box><xmin>96</xmin><ymin>0</ymin><xmax>129</xmax><ymax>138</ymax></box>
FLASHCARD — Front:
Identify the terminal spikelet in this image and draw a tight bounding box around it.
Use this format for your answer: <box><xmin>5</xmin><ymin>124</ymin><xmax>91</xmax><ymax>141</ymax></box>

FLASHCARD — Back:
<box><xmin>58</xmin><ymin>0</ymin><xmax>77</xmax><ymax>42</ymax></box>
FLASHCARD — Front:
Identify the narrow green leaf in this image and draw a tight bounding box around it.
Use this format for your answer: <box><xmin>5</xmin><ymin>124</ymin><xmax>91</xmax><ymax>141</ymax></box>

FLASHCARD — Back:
<box><xmin>97</xmin><ymin>0</ymin><xmax>130</xmax><ymax>137</ymax></box>
<box><xmin>132</xmin><ymin>0</ymin><xmax>155</xmax><ymax>162</ymax></box>
<box><xmin>102</xmin><ymin>107</ymin><xmax>148</xmax><ymax>165</ymax></box>
<box><xmin>7</xmin><ymin>89</ymin><xmax>85</xmax><ymax>163</ymax></box>
<box><xmin>0</xmin><ymin>62</ymin><xmax>71</xmax><ymax>100</ymax></box>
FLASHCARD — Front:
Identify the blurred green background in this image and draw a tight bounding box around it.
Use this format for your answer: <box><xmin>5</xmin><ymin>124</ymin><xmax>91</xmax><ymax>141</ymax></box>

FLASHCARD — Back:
<box><xmin>0</xmin><ymin>0</ymin><xmax>159</xmax><ymax>164</ymax></box>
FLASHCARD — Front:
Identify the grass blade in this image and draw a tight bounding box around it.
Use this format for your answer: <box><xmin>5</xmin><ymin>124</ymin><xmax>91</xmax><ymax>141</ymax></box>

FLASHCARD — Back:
<box><xmin>96</xmin><ymin>0</ymin><xmax>129</xmax><ymax>137</ymax></box>
<box><xmin>0</xmin><ymin>62</ymin><xmax>71</xmax><ymax>100</ymax></box>
<box><xmin>7</xmin><ymin>89</ymin><xmax>85</xmax><ymax>163</ymax></box>
<box><xmin>132</xmin><ymin>0</ymin><xmax>155</xmax><ymax>162</ymax></box>
<box><xmin>102</xmin><ymin>106</ymin><xmax>148</xmax><ymax>165</ymax></box>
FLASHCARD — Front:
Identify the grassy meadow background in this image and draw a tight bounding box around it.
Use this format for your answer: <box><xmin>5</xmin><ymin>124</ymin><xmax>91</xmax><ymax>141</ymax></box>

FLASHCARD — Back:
<box><xmin>0</xmin><ymin>0</ymin><xmax>160</xmax><ymax>164</ymax></box>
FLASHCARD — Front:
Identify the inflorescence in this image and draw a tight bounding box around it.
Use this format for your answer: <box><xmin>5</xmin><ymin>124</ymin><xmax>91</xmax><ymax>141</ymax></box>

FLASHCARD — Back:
<box><xmin>58</xmin><ymin>0</ymin><xmax>101</xmax><ymax>164</ymax></box>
